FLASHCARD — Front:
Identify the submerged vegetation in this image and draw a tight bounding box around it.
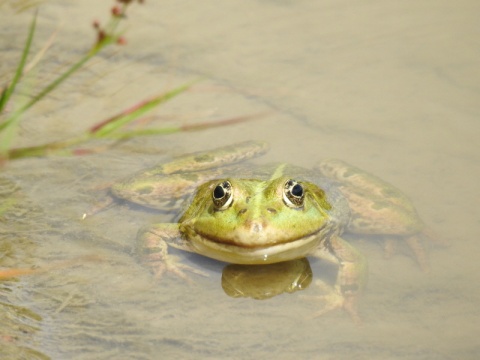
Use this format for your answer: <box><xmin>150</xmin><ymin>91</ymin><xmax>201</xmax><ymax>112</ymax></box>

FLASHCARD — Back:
<box><xmin>0</xmin><ymin>0</ymin><xmax>251</xmax><ymax>164</ymax></box>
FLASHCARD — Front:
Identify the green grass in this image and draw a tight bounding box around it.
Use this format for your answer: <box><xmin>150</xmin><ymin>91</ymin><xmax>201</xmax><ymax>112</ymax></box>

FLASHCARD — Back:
<box><xmin>0</xmin><ymin>1</ymin><xmax>258</xmax><ymax>163</ymax></box>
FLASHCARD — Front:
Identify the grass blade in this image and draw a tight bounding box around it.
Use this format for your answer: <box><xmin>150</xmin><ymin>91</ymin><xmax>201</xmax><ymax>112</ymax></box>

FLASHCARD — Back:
<box><xmin>90</xmin><ymin>79</ymin><xmax>200</xmax><ymax>137</ymax></box>
<box><xmin>93</xmin><ymin>112</ymin><xmax>270</xmax><ymax>140</ymax></box>
<box><xmin>0</xmin><ymin>11</ymin><xmax>36</xmax><ymax>114</ymax></box>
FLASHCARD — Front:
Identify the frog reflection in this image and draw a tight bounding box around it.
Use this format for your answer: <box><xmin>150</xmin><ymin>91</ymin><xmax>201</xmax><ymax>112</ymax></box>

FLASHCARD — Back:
<box><xmin>221</xmin><ymin>258</ymin><xmax>312</xmax><ymax>300</ymax></box>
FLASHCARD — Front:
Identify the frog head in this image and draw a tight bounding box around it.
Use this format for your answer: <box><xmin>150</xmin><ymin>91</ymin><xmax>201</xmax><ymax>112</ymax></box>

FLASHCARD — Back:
<box><xmin>179</xmin><ymin>176</ymin><xmax>338</xmax><ymax>264</ymax></box>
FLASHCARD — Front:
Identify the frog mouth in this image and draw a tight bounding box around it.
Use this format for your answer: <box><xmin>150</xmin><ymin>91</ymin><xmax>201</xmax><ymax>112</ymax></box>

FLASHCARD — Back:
<box><xmin>193</xmin><ymin>222</ymin><xmax>328</xmax><ymax>249</ymax></box>
<box><xmin>188</xmin><ymin>227</ymin><xmax>327</xmax><ymax>265</ymax></box>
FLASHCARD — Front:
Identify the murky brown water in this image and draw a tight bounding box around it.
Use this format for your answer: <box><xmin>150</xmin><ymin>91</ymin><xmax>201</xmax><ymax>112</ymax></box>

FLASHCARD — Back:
<box><xmin>1</xmin><ymin>0</ymin><xmax>479</xmax><ymax>359</ymax></box>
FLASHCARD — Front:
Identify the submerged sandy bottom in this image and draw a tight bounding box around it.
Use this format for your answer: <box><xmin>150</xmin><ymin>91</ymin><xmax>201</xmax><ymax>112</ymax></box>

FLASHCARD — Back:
<box><xmin>1</xmin><ymin>1</ymin><xmax>479</xmax><ymax>358</ymax></box>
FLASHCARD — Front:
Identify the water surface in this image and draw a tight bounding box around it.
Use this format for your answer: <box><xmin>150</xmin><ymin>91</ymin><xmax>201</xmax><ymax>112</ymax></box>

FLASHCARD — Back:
<box><xmin>1</xmin><ymin>1</ymin><xmax>479</xmax><ymax>358</ymax></box>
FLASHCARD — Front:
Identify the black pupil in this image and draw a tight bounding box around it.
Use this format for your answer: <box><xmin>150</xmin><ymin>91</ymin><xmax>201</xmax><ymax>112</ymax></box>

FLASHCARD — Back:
<box><xmin>214</xmin><ymin>185</ymin><xmax>225</xmax><ymax>199</ymax></box>
<box><xmin>291</xmin><ymin>183</ymin><xmax>303</xmax><ymax>197</ymax></box>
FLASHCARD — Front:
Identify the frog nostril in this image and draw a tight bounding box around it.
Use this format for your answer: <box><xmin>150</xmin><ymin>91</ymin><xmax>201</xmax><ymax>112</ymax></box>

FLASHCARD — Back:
<box><xmin>267</xmin><ymin>208</ymin><xmax>277</xmax><ymax>214</ymax></box>
<box><xmin>238</xmin><ymin>208</ymin><xmax>247</xmax><ymax>216</ymax></box>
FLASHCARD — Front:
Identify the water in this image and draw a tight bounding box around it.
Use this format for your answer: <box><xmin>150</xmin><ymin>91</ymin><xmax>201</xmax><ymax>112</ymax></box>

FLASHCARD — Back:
<box><xmin>1</xmin><ymin>1</ymin><xmax>479</xmax><ymax>358</ymax></box>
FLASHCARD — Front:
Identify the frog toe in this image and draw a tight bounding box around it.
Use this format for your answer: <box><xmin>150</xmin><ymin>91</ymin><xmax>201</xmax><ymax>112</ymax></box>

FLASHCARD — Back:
<box><xmin>383</xmin><ymin>238</ymin><xmax>397</xmax><ymax>259</ymax></box>
<box><xmin>405</xmin><ymin>235</ymin><xmax>430</xmax><ymax>272</ymax></box>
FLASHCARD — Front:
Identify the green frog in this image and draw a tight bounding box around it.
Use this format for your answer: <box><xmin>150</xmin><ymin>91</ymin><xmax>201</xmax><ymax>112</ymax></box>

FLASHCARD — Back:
<box><xmin>111</xmin><ymin>141</ymin><xmax>434</xmax><ymax>320</ymax></box>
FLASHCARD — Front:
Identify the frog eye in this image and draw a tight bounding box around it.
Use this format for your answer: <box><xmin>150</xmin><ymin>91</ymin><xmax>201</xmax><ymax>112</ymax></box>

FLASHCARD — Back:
<box><xmin>283</xmin><ymin>179</ymin><xmax>305</xmax><ymax>208</ymax></box>
<box><xmin>212</xmin><ymin>181</ymin><xmax>233</xmax><ymax>210</ymax></box>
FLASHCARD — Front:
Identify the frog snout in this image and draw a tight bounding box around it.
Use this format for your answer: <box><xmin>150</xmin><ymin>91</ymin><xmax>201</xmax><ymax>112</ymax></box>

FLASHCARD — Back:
<box><xmin>245</xmin><ymin>220</ymin><xmax>265</xmax><ymax>234</ymax></box>
<box><xmin>237</xmin><ymin>206</ymin><xmax>278</xmax><ymax>236</ymax></box>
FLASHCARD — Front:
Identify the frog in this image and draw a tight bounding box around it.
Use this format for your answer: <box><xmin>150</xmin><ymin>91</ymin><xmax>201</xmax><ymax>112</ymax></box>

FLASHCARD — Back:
<box><xmin>110</xmin><ymin>141</ymin><xmax>435</xmax><ymax>321</ymax></box>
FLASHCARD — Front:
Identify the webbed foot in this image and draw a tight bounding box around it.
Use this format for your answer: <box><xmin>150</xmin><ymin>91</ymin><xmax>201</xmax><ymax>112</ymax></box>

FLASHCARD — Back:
<box><xmin>137</xmin><ymin>224</ymin><xmax>208</xmax><ymax>282</ymax></box>
<box><xmin>143</xmin><ymin>252</ymin><xmax>208</xmax><ymax>282</ymax></box>
<box><xmin>383</xmin><ymin>236</ymin><xmax>430</xmax><ymax>272</ymax></box>
<box><xmin>384</xmin><ymin>226</ymin><xmax>448</xmax><ymax>272</ymax></box>
<box><xmin>302</xmin><ymin>280</ymin><xmax>361</xmax><ymax>324</ymax></box>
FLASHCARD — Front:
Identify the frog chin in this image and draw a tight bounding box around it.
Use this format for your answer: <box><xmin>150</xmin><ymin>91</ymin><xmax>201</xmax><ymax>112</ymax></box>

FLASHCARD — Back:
<box><xmin>187</xmin><ymin>232</ymin><xmax>323</xmax><ymax>265</ymax></box>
